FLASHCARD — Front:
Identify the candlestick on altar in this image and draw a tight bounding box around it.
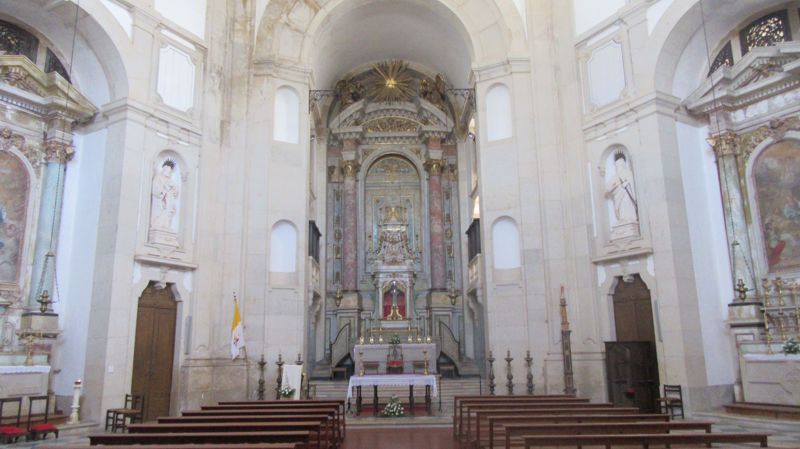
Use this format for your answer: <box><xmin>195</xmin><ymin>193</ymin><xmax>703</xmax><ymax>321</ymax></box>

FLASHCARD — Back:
<box><xmin>68</xmin><ymin>379</ymin><xmax>82</xmax><ymax>424</ymax></box>
<box><xmin>505</xmin><ymin>349</ymin><xmax>514</xmax><ymax>395</ymax></box>
<box><xmin>488</xmin><ymin>351</ymin><xmax>496</xmax><ymax>396</ymax></box>
<box><xmin>423</xmin><ymin>348</ymin><xmax>429</xmax><ymax>375</ymax></box>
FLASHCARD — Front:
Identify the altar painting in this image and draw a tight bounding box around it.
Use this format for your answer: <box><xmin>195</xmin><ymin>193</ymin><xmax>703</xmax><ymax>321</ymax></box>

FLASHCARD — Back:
<box><xmin>754</xmin><ymin>140</ymin><xmax>800</xmax><ymax>271</ymax></box>
<box><xmin>0</xmin><ymin>152</ymin><xmax>30</xmax><ymax>284</ymax></box>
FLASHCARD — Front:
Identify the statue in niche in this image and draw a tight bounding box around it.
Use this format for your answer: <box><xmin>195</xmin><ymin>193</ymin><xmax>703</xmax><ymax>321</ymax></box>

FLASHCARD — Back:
<box><xmin>374</xmin><ymin>205</ymin><xmax>414</xmax><ymax>265</ymax></box>
<box><xmin>149</xmin><ymin>158</ymin><xmax>180</xmax><ymax>246</ymax></box>
<box><xmin>605</xmin><ymin>151</ymin><xmax>639</xmax><ymax>240</ymax></box>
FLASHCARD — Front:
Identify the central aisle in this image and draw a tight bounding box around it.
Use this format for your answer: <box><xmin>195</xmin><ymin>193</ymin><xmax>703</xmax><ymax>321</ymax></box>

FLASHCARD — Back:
<box><xmin>342</xmin><ymin>427</ymin><xmax>455</xmax><ymax>449</ymax></box>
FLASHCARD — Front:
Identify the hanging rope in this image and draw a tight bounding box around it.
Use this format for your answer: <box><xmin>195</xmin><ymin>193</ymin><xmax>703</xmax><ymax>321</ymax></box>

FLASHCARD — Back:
<box><xmin>38</xmin><ymin>0</ymin><xmax>81</xmax><ymax>307</ymax></box>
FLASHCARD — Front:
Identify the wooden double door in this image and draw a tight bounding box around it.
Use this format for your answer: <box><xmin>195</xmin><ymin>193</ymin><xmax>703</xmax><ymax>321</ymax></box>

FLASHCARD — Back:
<box><xmin>605</xmin><ymin>275</ymin><xmax>659</xmax><ymax>412</ymax></box>
<box><xmin>132</xmin><ymin>282</ymin><xmax>177</xmax><ymax>422</ymax></box>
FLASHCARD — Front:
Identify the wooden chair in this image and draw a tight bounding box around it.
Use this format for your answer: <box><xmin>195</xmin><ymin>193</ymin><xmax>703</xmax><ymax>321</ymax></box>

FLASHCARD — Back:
<box><xmin>329</xmin><ymin>365</ymin><xmax>347</xmax><ymax>380</ymax></box>
<box><xmin>439</xmin><ymin>362</ymin><xmax>456</xmax><ymax>378</ymax></box>
<box><xmin>105</xmin><ymin>394</ymin><xmax>144</xmax><ymax>432</ymax></box>
<box><xmin>27</xmin><ymin>395</ymin><xmax>58</xmax><ymax>440</ymax></box>
<box><xmin>656</xmin><ymin>384</ymin><xmax>684</xmax><ymax>419</ymax></box>
<box><xmin>0</xmin><ymin>397</ymin><xmax>27</xmax><ymax>443</ymax></box>
<box><xmin>411</xmin><ymin>360</ymin><xmax>426</xmax><ymax>374</ymax></box>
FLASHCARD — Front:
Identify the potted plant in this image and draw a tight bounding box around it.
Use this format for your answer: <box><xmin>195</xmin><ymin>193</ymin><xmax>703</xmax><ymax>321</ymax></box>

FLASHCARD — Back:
<box><xmin>278</xmin><ymin>385</ymin><xmax>296</xmax><ymax>400</ymax></box>
<box><xmin>784</xmin><ymin>338</ymin><xmax>799</xmax><ymax>355</ymax></box>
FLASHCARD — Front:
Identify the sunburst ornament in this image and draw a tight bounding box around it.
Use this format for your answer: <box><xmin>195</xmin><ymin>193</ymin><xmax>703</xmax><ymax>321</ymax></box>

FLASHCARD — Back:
<box><xmin>368</xmin><ymin>60</ymin><xmax>414</xmax><ymax>102</ymax></box>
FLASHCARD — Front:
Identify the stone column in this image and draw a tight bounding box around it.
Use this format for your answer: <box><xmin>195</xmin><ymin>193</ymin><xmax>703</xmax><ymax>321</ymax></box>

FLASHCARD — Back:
<box><xmin>28</xmin><ymin>138</ymin><xmax>74</xmax><ymax>307</ymax></box>
<box><xmin>711</xmin><ymin>132</ymin><xmax>757</xmax><ymax>294</ymax></box>
<box><xmin>425</xmin><ymin>137</ymin><xmax>446</xmax><ymax>291</ymax></box>
<box><xmin>341</xmin><ymin>145</ymin><xmax>360</xmax><ymax>292</ymax></box>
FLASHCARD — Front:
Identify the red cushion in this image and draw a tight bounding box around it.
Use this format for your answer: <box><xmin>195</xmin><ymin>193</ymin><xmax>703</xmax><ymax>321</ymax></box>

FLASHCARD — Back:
<box><xmin>31</xmin><ymin>423</ymin><xmax>57</xmax><ymax>432</ymax></box>
<box><xmin>0</xmin><ymin>426</ymin><xmax>27</xmax><ymax>436</ymax></box>
<box><xmin>386</xmin><ymin>360</ymin><xmax>403</xmax><ymax>367</ymax></box>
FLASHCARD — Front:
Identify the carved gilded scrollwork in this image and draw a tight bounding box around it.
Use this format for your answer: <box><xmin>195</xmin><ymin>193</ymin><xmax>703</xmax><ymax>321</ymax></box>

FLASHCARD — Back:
<box><xmin>364</xmin><ymin>117</ymin><xmax>419</xmax><ymax>133</ymax></box>
<box><xmin>341</xmin><ymin>160</ymin><xmax>360</xmax><ymax>178</ymax></box>
<box><xmin>424</xmin><ymin>158</ymin><xmax>444</xmax><ymax>175</ymax></box>
<box><xmin>43</xmin><ymin>139</ymin><xmax>74</xmax><ymax>163</ymax></box>
<box><xmin>0</xmin><ymin>127</ymin><xmax>42</xmax><ymax>170</ymax></box>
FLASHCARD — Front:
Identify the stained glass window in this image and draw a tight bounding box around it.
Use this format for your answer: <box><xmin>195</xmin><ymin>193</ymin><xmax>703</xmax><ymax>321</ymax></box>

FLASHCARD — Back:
<box><xmin>0</xmin><ymin>19</ymin><xmax>38</xmax><ymax>63</ymax></box>
<box><xmin>740</xmin><ymin>10</ymin><xmax>791</xmax><ymax>55</ymax></box>
<box><xmin>45</xmin><ymin>48</ymin><xmax>70</xmax><ymax>82</ymax></box>
<box><xmin>708</xmin><ymin>41</ymin><xmax>734</xmax><ymax>76</ymax></box>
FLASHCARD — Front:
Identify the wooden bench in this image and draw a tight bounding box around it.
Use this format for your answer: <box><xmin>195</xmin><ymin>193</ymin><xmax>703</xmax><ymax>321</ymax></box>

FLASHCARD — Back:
<box><xmin>88</xmin><ymin>430</ymin><xmax>311</xmax><ymax>447</ymax></box>
<box><xmin>128</xmin><ymin>422</ymin><xmax>326</xmax><ymax>449</ymax></box>
<box><xmin>186</xmin><ymin>405</ymin><xmax>344</xmax><ymax>441</ymax></box>
<box><xmin>481</xmin><ymin>414</ymin><xmax>670</xmax><ymax>449</ymax></box>
<box><xmin>41</xmin><ymin>444</ymin><xmax>300</xmax><ymax>449</ymax></box>
<box><xmin>500</xmin><ymin>421</ymin><xmax>714</xmax><ymax>449</ymax></box>
<box><xmin>455</xmin><ymin>397</ymin><xmax>590</xmax><ymax>439</ymax></box>
<box><xmin>462</xmin><ymin>404</ymin><xmax>637</xmax><ymax>443</ymax></box>
<box><xmin>452</xmin><ymin>395</ymin><xmax>580</xmax><ymax>435</ymax></box>
<box><xmin>521</xmin><ymin>432</ymin><xmax>769</xmax><ymax>448</ymax></box>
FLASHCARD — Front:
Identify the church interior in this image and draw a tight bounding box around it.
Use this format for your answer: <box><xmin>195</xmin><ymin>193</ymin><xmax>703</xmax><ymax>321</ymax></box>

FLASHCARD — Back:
<box><xmin>1</xmin><ymin>0</ymin><xmax>800</xmax><ymax>447</ymax></box>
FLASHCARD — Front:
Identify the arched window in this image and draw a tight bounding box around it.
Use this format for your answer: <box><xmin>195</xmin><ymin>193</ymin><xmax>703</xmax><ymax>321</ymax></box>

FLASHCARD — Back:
<box><xmin>270</xmin><ymin>220</ymin><xmax>298</xmax><ymax>272</ymax></box>
<box><xmin>274</xmin><ymin>86</ymin><xmax>300</xmax><ymax>144</ymax></box>
<box><xmin>491</xmin><ymin>217</ymin><xmax>521</xmax><ymax>269</ymax></box>
<box><xmin>485</xmin><ymin>84</ymin><xmax>512</xmax><ymax>142</ymax></box>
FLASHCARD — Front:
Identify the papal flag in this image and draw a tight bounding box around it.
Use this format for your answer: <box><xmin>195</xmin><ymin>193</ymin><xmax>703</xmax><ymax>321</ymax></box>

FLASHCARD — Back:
<box><xmin>231</xmin><ymin>296</ymin><xmax>245</xmax><ymax>360</ymax></box>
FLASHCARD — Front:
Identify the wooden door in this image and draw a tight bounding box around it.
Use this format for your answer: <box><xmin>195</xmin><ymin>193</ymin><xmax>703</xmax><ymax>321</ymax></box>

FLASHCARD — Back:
<box><xmin>132</xmin><ymin>282</ymin><xmax>177</xmax><ymax>422</ymax></box>
<box><xmin>606</xmin><ymin>275</ymin><xmax>659</xmax><ymax>412</ymax></box>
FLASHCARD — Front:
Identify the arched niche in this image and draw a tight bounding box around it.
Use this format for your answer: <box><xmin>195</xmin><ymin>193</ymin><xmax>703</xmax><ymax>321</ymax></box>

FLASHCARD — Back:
<box><xmin>485</xmin><ymin>83</ymin><xmax>512</xmax><ymax>142</ymax></box>
<box><xmin>270</xmin><ymin>220</ymin><xmax>298</xmax><ymax>273</ymax></box>
<box><xmin>491</xmin><ymin>216</ymin><xmax>521</xmax><ymax>270</ymax></box>
<box><xmin>600</xmin><ymin>145</ymin><xmax>640</xmax><ymax>241</ymax></box>
<box><xmin>274</xmin><ymin>86</ymin><xmax>300</xmax><ymax>144</ymax></box>
<box><xmin>750</xmin><ymin>138</ymin><xmax>800</xmax><ymax>273</ymax></box>
<box><xmin>0</xmin><ymin>149</ymin><xmax>32</xmax><ymax>286</ymax></box>
<box><xmin>148</xmin><ymin>150</ymin><xmax>186</xmax><ymax>247</ymax></box>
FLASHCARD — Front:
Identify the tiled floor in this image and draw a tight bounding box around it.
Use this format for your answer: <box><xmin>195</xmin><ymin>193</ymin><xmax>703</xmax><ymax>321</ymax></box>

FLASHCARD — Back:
<box><xmin>9</xmin><ymin>414</ymin><xmax>800</xmax><ymax>449</ymax></box>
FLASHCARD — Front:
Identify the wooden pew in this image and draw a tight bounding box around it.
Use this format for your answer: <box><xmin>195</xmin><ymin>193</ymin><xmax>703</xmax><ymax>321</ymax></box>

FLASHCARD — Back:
<box><xmin>163</xmin><ymin>412</ymin><xmax>337</xmax><ymax>443</ymax></box>
<box><xmin>462</xmin><ymin>403</ymin><xmax>638</xmax><ymax>443</ymax></box>
<box><xmin>88</xmin><ymin>430</ymin><xmax>312</xmax><ymax>447</ymax></box>
<box><xmin>500</xmin><ymin>421</ymin><xmax>714</xmax><ymax>449</ymax></box>
<box><xmin>455</xmin><ymin>398</ymin><xmax>593</xmax><ymax>440</ymax></box>
<box><xmin>128</xmin><ymin>422</ymin><xmax>326</xmax><ymax>449</ymax></box>
<box><xmin>481</xmin><ymin>414</ymin><xmax>670</xmax><ymax>449</ymax></box>
<box><xmin>522</xmin><ymin>432</ymin><xmax>769</xmax><ymax>448</ymax></box>
<box><xmin>185</xmin><ymin>405</ymin><xmax>344</xmax><ymax>442</ymax></box>
<box><xmin>42</xmin><ymin>444</ymin><xmax>300</xmax><ymax>449</ymax></box>
<box><xmin>452</xmin><ymin>395</ymin><xmax>582</xmax><ymax>435</ymax></box>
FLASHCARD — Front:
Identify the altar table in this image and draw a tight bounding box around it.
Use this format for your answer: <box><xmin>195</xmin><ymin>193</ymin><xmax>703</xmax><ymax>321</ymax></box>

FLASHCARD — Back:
<box><xmin>347</xmin><ymin>374</ymin><xmax>438</xmax><ymax>416</ymax></box>
<box><xmin>353</xmin><ymin>343</ymin><xmax>437</xmax><ymax>374</ymax></box>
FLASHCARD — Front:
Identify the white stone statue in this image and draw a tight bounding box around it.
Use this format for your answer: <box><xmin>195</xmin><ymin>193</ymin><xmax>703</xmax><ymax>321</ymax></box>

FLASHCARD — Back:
<box><xmin>605</xmin><ymin>152</ymin><xmax>639</xmax><ymax>239</ymax></box>
<box><xmin>149</xmin><ymin>159</ymin><xmax>180</xmax><ymax>245</ymax></box>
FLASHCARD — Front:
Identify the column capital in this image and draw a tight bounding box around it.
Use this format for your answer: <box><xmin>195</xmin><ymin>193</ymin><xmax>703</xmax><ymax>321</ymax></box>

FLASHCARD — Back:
<box><xmin>424</xmin><ymin>158</ymin><xmax>445</xmax><ymax>175</ymax></box>
<box><xmin>43</xmin><ymin>139</ymin><xmax>75</xmax><ymax>163</ymax></box>
<box><xmin>341</xmin><ymin>159</ymin><xmax>361</xmax><ymax>178</ymax></box>
<box><xmin>709</xmin><ymin>131</ymin><xmax>740</xmax><ymax>158</ymax></box>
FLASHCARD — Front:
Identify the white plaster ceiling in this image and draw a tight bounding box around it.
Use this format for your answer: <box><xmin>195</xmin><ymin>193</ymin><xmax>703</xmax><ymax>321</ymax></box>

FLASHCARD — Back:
<box><xmin>311</xmin><ymin>0</ymin><xmax>473</xmax><ymax>89</ymax></box>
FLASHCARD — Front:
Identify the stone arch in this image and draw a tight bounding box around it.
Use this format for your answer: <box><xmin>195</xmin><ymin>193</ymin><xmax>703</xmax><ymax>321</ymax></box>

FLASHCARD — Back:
<box><xmin>648</xmin><ymin>0</ymin><xmax>787</xmax><ymax>96</ymax></box>
<box><xmin>253</xmin><ymin>0</ymin><xmax>527</xmax><ymax>81</ymax></box>
<box><xmin>0</xmin><ymin>0</ymin><xmax>132</xmax><ymax>103</ymax></box>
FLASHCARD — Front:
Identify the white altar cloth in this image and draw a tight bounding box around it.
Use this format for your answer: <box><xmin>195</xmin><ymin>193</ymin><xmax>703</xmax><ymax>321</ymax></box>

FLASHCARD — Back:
<box><xmin>353</xmin><ymin>343</ymin><xmax>437</xmax><ymax>374</ymax></box>
<box><xmin>0</xmin><ymin>365</ymin><xmax>50</xmax><ymax>374</ymax></box>
<box><xmin>347</xmin><ymin>374</ymin><xmax>438</xmax><ymax>399</ymax></box>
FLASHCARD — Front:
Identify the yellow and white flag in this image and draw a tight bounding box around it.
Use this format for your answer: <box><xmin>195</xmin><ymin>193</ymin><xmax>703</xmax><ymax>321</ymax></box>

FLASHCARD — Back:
<box><xmin>231</xmin><ymin>297</ymin><xmax>245</xmax><ymax>360</ymax></box>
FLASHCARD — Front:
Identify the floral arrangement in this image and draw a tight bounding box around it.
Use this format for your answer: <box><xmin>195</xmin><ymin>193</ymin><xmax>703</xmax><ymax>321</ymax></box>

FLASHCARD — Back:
<box><xmin>278</xmin><ymin>385</ymin><xmax>296</xmax><ymax>398</ymax></box>
<box><xmin>784</xmin><ymin>338</ymin><xmax>799</xmax><ymax>355</ymax></box>
<box><xmin>389</xmin><ymin>334</ymin><xmax>402</xmax><ymax>346</ymax></box>
<box><xmin>382</xmin><ymin>395</ymin><xmax>404</xmax><ymax>417</ymax></box>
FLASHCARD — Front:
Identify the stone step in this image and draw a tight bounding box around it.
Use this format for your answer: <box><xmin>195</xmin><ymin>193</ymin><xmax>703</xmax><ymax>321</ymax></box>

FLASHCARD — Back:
<box><xmin>724</xmin><ymin>402</ymin><xmax>800</xmax><ymax>421</ymax></box>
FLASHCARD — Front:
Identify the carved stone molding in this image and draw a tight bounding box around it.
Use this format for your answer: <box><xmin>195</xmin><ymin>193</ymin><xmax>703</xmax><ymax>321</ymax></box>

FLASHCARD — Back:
<box><xmin>0</xmin><ymin>127</ymin><xmax>42</xmax><ymax>170</ymax></box>
<box><xmin>43</xmin><ymin>139</ymin><xmax>75</xmax><ymax>163</ymax></box>
<box><xmin>710</xmin><ymin>131</ymin><xmax>741</xmax><ymax>158</ymax></box>
<box><xmin>341</xmin><ymin>160</ymin><xmax>361</xmax><ymax>178</ymax></box>
<box><xmin>424</xmin><ymin>158</ymin><xmax>444</xmax><ymax>175</ymax></box>
<box><xmin>738</xmin><ymin>116</ymin><xmax>800</xmax><ymax>160</ymax></box>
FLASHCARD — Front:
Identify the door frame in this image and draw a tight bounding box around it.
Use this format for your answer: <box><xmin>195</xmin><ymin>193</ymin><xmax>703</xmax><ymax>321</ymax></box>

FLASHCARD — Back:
<box><xmin>128</xmin><ymin>278</ymin><xmax>185</xmax><ymax>417</ymax></box>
